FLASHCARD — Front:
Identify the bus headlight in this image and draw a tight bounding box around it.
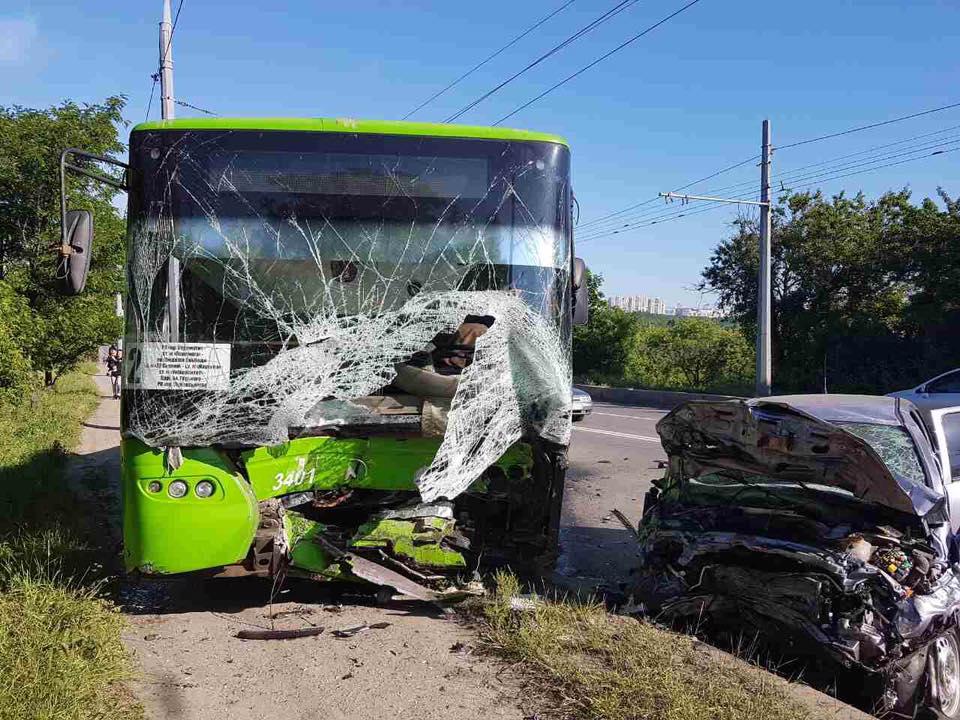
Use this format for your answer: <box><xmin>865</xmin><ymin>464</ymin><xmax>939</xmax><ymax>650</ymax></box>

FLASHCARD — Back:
<box><xmin>195</xmin><ymin>480</ymin><xmax>215</xmax><ymax>498</ymax></box>
<box><xmin>147</xmin><ymin>481</ymin><xmax>163</xmax><ymax>493</ymax></box>
<box><xmin>168</xmin><ymin>480</ymin><xmax>188</xmax><ymax>498</ymax></box>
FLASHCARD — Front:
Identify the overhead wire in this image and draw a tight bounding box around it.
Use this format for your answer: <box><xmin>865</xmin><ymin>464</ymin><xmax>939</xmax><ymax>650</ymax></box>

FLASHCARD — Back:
<box><xmin>402</xmin><ymin>1</ymin><xmax>576</xmax><ymax>120</ymax></box>
<box><xmin>443</xmin><ymin>0</ymin><xmax>642</xmax><ymax>123</ymax></box>
<box><xmin>577</xmin><ymin>140</ymin><xmax>960</xmax><ymax>242</ymax></box>
<box><xmin>494</xmin><ymin>0</ymin><xmax>705</xmax><ymax>125</ymax></box>
<box><xmin>777</xmin><ymin>100</ymin><xmax>960</xmax><ymax>150</ymax></box>
<box><xmin>577</xmin><ymin>120</ymin><xmax>960</xmax><ymax>238</ymax></box>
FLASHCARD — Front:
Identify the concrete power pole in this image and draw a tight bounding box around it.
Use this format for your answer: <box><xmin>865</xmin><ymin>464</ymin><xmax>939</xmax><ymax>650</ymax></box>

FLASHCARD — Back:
<box><xmin>756</xmin><ymin>120</ymin><xmax>772</xmax><ymax>396</ymax></box>
<box><xmin>659</xmin><ymin>119</ymin><xmax>775</xmax><ymax>397</ymax></box>
<box><xmin>159</xmin><ymin>0</ymin><xmax>180</xmax><ymax>340</ymax></box>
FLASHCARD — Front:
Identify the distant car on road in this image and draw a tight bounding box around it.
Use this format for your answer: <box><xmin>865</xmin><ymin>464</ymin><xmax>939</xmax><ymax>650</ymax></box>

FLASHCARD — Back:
<box><xmin>571</xmin><ymin>387</ymin><xmax>593</xmax><ymax>422</ymax></box>
<box><xmin>889</xmin><ymin>368</ymin><xmax>960</xmax><ymax>419</ymax></box>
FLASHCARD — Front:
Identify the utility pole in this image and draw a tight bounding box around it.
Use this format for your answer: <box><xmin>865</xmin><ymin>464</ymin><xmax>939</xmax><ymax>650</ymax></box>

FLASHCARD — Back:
<box><xmin>658</xmin><ymin>119</ymin><xmax>774</xmax><ymax>397</ymax></box>
<box><xmin>159</xmin><ymin>0</ymin><xmax>180</xmax><ymax>340</ymax></box>
<box><xmin>757</xmin><ymin>119</ymin><xmax>772</xmax><ymax>396</ymax></box>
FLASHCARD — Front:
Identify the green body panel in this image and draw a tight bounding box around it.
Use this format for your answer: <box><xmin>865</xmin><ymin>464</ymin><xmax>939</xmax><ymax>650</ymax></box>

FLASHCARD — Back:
<box><xmin>121</xmin><ymin>438</ymin><xmax>259</xmax><ymax>574</ymax></box>
<box><xmin>285</xmin><ymin>514</ymin><xmax>340</xmax><ymax>576</ymax></box>
<box><xmin>131</xmin><ymin>117</ymin><xmax>568</xmax><ymax>147</ymax></box>
<box><xmin>351</xmin><ymin>517</ymin><xmax>465</xmax><ymax>568</ymax></box>
<box><xmin>242</xmin><ymin>436</ymin><xmax>444</xmax><ymax>500</ymax></box>
<box><xmin>123</xmin><ymin>433</ymin><xmax>535</xmax><ymax>576</ymax></box>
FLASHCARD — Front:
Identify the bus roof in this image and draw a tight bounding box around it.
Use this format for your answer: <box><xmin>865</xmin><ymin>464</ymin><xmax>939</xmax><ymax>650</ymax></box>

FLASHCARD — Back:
<box><xmin>131</xmin><ymin>117</ymin><xmax>568</xmax><ymax>147</ymax></box>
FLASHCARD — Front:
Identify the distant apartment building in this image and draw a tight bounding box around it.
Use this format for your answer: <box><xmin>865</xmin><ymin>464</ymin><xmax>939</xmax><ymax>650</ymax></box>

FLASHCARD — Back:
<box><xmin>673</xmin><ymin>305</ymin><xmax>723</xmax><ymax>319</ymax></box>
<box><xmin>608</xmin><ymin>294</ymin><xmax>667</xmax><ymax>315</ymax></box>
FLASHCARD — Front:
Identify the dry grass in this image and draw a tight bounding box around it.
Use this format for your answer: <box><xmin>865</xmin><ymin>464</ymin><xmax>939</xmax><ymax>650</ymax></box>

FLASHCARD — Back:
<box><xmin>472</xmin><ymin>572</ymin><xmax>811</xmax><ymax>720</ymax></box>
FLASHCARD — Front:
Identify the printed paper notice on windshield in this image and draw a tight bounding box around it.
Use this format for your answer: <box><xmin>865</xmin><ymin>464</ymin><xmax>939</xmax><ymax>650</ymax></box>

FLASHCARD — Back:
<box><xmin>124</xmin><ymin>342</ymin><xmax>232</xmax><ymax>390</ymax></box>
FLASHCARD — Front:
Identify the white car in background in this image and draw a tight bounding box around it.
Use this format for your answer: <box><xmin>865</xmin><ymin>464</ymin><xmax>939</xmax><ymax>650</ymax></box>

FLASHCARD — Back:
<box><xmin>571</xmin><ymin>387</ymin><xmax>593</xmax><ymax>422</ymax></box>
<box><xmin>889</xmin><ymin>368</ymin><xmax>960</xmax><ymax>419</ymax></box>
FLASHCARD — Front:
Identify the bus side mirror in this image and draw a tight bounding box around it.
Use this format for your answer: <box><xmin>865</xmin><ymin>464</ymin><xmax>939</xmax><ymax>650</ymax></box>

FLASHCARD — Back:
<box><xmin>59</xmin><ymin>210</ymin><xmax>94</xmax><ymax>295</ymax></box>
<box><xmin>572</xmin><ymin>257</ymin><xmax>589</xmax><ymax>326</ymax></box>
<box><xmin>57</xmin><ymin>148</ymin><xmax>129</xmax><ymax>295</ymax></box>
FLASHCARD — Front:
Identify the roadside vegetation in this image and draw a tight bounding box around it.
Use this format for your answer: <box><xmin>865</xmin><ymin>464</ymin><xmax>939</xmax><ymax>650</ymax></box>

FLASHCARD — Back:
<box><xmin>0</xmin><ymin>367</ymin><xmax>141</xmax><ymax>720</ymax></box>
<box><xmin>575</xmin><ymin>188</ymin><xmax>960</xmax><ymax>395</ymax></box>
<box><xmin>472</xmin><ymin>573</ymin><xmax>810</xmax><ymax>720</ymax></box>
<box><xmin>573</xmin><ymin>271</ymin><xmax>754</xmax><ymax>394</ymax></box>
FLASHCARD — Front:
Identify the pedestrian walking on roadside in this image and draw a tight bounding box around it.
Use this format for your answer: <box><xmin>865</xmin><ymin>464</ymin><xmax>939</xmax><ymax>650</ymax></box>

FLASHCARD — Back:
<box><xmin>106</xmin><ymin>346</ymin><xmax>122</xmax><ymax>399</ymax></box>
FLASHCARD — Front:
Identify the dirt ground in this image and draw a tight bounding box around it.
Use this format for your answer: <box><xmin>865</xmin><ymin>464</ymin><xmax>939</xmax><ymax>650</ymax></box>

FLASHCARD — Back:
<box><xmin>73</xmin><ymin>367</ymin><xmax>872</xmax><ymax>720</ymax></box>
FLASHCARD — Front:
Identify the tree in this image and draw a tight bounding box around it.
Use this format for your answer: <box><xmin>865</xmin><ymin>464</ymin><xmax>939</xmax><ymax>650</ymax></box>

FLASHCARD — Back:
<box><xmin>572</xmin><ymin>271</ymin><xmax>639</xmax><ymax>382</ymax></box>
<box><xmin>700</xmin><ymin>189</ymin><xmax>960</xmax><ymax>394</ymax></box>
<box><xmin>0</xmin><ymin>98</ymin><xmax>126</xmax><ymax>385</ymax></box>
<box><xmin>626</xmin><ymin>318</ymin><xmax>753</xmax><ymax>392</ymax></box>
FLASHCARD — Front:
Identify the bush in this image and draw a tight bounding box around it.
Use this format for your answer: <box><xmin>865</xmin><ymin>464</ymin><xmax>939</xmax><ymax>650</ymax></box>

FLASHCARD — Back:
<box><xmin>625</xmin><ymin>318</ymin><xmax>754</xmax><ymax>393</ymax></box>
<box><xmin>0</xmin><ymin>281</ymin><xmax>38</xmax><ymax>404</ymax></box>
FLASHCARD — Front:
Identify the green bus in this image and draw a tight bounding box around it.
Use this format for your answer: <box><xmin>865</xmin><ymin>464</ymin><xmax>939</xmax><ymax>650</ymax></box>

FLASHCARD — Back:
<box><xmin>59</xmin><ymin>117</ymin><xmax>587</xmax><ymax>596</ymax></box>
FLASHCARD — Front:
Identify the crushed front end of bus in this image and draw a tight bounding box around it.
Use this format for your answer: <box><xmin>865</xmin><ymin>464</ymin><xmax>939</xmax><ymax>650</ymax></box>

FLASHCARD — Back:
<box><xmin>119</xmin><ymin>120</ymin><xmax>575</xmax><ymax>597</ymax></box>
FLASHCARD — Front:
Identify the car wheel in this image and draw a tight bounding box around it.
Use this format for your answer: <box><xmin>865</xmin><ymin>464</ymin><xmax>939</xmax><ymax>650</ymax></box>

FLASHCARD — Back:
<box><xmin>929</xmin><ymin>630</ymin><xmax>960</xmax><ymax>719</ymax></box>
<box><xmin>572</xmin><ymin>414</ymin><xmax>584</xmax><ymax>422</ymax></box>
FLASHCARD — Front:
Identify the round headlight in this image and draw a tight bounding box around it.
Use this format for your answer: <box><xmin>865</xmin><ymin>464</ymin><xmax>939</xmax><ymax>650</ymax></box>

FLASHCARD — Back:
<box><xmin>147</xmin><ymin>481</ymin><xmax>163</xmax><ymax>494</ymax></box>
<box><xmin>195</xmin><ymin>480</ymin><xmax>215</xmax><ymax>498</ymax></box>
<box><xmin>168</xmin><ymin>480</ymin><xmax>188</xmax><ymax>499</ymax></box>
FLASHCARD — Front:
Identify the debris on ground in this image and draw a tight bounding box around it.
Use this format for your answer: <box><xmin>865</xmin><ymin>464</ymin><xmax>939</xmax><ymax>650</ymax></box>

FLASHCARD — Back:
<box><xmin>332</xmin><ymin>622</ymin><xmax>391</xmax><ymax>639</ymax></box>
<box><xmin>235</xmin><ymin>626</ymin><xmax>325</xmax><ymax>640</ymax></box>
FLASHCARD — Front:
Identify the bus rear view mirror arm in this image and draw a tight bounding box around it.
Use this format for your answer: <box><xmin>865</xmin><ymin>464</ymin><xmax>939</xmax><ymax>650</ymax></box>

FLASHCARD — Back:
<box><xmin>57</xmin><ymin>148</ymin><xmax>129</xmax><ymax>295</ymax></box>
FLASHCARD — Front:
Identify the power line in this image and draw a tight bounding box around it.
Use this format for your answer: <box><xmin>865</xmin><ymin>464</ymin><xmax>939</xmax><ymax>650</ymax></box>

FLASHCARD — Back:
<box><xmin>444</xmin><ymin>0</ymin><xmax>641</xmax><ymax>123</ymax></box>
<box><xmin>579</xmin><ymin>123</ymin><xmax>960</xmax><ymax>236</ymax></box>
<box><xmin>778</xmin><ymin>100</ymin><xmax>960</xmax><ymax>150</ymax></box>
<box><xmin>402</xmin><ymin>1</ymin><xmax>576</xmax><ymax>120</ymax></box>
<box><xmin>577</xmin><ymin>142</ymin><xmax>959</xmax><ymax>243</ymax></box>
<box><xmin>175</xmin><ymin>98</ymin><xmax>218</xmax><ymax>116</ymax></box>
<box><xmin>577</xmin><ymin>153</ymin><xmax>757</xmax><ymax>230</ymax></box>
<box><xmin>495</xmin><ymin>0</ymin><xmax>705</xmax><ymax>125</ymax></box>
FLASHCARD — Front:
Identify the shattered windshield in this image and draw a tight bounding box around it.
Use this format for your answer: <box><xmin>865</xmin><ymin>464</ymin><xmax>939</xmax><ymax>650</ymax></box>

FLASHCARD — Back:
<box><xmin>121</xmin><ymin>128</ymin><xmax>572</xmax><ymax>501</ymax></box>
<box><xmin>839</xmin><ymin>422</ymin><xmax>926</xmax><ymax>485</ymax></box>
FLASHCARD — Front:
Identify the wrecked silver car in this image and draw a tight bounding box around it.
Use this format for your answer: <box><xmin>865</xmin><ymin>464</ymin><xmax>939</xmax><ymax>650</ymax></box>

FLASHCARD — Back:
<box><xmin>636</xmin><ymin>395</ymin><xmax>960</xmax><ymax>717</ymax></box>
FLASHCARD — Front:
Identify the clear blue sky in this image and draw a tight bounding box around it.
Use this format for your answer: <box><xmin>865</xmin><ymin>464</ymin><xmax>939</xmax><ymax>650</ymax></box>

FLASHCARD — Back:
<box><xmin>2</xmin><ymin>0</ymin><xmax>958</xmax><ymax>307</ymax></box>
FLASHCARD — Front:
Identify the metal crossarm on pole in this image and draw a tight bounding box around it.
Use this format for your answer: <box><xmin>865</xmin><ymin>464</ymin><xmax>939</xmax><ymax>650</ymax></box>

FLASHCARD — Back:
<box><xmin>658</xmin><ymin>120</ymin><xmax>774</xmax><ymax>397</ymax></box>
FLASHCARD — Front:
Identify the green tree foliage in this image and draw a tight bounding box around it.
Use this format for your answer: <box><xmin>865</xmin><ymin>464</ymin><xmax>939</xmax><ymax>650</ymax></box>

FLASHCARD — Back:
<box><xmin>0</xmin><ymin>281</ymin><xmax>35</xmax><ymax>402</ymax></box>
<box><xmin>626</xmin><ymin>318</ymin><xmax>754</xmax><ymax>393</ymax></box>
<box><xmin>0</xmin><ymin>98</ymin><xmax>126</xmax><ymax>389</ymax></box>
<box><xmin>700</xmin><ymin>189</ymin><xmax>960</xmax><ymax>393</ymax></box>
<box><xmin>572</xmin><ymin>272</ymin><xmax>753</xmax><ymax>392</ymax></box>
<box><xmin>572</xmin><ymin>271</ymin><xmax>640</xmax><ymax>382</ymax></box>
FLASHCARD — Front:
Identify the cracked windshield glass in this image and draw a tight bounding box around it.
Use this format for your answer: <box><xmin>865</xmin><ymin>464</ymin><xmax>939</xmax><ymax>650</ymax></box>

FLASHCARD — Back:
<box><xmin>123</xmin><ymin>129</ymin><xmax>572</xmax><ymax>500</ymax></box>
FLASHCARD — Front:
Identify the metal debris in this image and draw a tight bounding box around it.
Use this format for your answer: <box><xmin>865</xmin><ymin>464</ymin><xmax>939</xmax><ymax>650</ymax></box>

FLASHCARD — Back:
<box><xmin>332</xmin><ymin>622</ymin><xmax>391</xmax><ymax>638</ymax></box>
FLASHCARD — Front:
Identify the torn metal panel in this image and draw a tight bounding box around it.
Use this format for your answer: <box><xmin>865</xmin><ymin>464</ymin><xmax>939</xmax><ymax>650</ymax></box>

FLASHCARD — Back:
<box><xmin>656</xmin><ymin>397</ymin><xmax>943</xmax><ymax>516</ymax></box>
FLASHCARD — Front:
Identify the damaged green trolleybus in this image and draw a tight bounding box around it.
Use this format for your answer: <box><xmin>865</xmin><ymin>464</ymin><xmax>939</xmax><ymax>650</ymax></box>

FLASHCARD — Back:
<box><xmin>58</xmin><ymin>117</ymin><xmax>587</xmax><ymax>597</ymax></box>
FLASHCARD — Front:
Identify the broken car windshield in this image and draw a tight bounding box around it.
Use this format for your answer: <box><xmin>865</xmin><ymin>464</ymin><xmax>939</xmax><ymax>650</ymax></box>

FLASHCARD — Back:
<box><xmin>838</xmin><ymin>422</ymin><xmax>926</xmax><ymax>486</ymax></box>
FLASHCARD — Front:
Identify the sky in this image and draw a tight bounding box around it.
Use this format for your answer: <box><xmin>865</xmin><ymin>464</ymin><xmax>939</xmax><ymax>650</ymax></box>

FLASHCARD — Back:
<box><xmin>2</xmin><ymin>0</ymin><xmax>958</xmax><ymax>308</ymax></box>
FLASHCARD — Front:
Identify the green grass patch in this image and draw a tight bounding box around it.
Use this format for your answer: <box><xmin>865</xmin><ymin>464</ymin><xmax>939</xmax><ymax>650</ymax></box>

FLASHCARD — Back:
<box><xmin>0</xmin><ymin>366</ymin><xmax>142</xmax><ymax>720</ymax></box>
<box><xmin>472</xmin><ymin>572</ymin><xmax>811</xmax><ymax>720</ymax></box>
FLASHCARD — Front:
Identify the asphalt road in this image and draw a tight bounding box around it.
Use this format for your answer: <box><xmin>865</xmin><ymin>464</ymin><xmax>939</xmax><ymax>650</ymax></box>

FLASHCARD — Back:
<box><xmin>556</xmin><ymin>401</ymin><xmax>670</xmax><ymax>593</ymax></box>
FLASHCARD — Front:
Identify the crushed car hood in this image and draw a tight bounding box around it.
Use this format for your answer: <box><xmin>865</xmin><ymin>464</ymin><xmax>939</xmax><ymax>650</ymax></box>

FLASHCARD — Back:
<box><xmin>656</xmin><ymin>398</ymin><xmax>944</xmax><ymax>517</ymax></box>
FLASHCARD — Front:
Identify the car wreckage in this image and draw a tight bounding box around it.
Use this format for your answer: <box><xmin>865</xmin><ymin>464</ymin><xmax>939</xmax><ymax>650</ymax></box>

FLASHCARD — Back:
<box><xmin>57</xmin><ymin>118</ymin><xmax>587</xmax><ymax>602</ymax></box>
<box><xmin>636</xmin><ymin>394</ymin><xmax>960</xmax><ymax>717</ymax></box>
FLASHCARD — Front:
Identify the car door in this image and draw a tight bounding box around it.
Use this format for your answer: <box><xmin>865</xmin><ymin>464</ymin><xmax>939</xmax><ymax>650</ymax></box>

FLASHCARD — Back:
<box><xmin>918</xmin><ymin>370</ymin><xmax>960</xmax><ymax>412</ymax></box>
<box><xmin>930</xmin><ymin>407</ymin><xmax>960</xmax><ymax>533</ymax></box>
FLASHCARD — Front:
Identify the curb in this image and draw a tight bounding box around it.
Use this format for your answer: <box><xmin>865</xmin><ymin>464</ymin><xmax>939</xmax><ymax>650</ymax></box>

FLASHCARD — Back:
<box><xmin>574</xmin><ymin>384</ymin><xmax>745</xmax><ymax>411</ymax></box>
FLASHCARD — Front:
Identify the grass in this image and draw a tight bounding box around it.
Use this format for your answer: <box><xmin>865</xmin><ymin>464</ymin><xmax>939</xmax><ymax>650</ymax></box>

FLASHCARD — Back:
<box><xmin>471</xmin><ymin>572</ymin><xmax>812</xmax><ymax>720</ymax></box>
<box><xmin>0</xmin><ymin>364</ymin><xmax>142</xmax><ymax>720</ymax></box>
